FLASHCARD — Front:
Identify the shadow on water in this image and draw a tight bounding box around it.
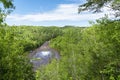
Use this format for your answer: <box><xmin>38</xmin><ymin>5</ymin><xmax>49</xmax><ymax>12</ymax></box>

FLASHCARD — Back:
<box><xmin>29</xmin><ymin>41</ymin><xmax>60</xmax><ymax>71</ymax></box>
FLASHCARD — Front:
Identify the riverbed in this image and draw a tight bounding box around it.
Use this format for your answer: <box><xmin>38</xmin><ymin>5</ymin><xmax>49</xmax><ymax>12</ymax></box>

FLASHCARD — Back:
<box><xmin>29</xmin><ymin>41</ymin><xmax>60</xmax><ymax>70</ymax></box>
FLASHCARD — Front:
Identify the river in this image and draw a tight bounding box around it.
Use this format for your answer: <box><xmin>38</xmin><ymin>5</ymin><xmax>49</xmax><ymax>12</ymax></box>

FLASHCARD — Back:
<box><xmin>29</xmin><ymin>41</ymin><xmax>60</xmax><ymax>71</ymax></box>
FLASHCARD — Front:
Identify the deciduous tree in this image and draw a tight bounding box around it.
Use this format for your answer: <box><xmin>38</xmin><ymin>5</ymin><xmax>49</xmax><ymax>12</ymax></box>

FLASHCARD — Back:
<box><xmin>0</xmin><ymin>0</ymin><xmax>15</xmax><ymax>24</ymax></box>
<box><xmin>78</xmin><ymin>0</ymin><xmax>120</xmax><ymax>18</ymax></box>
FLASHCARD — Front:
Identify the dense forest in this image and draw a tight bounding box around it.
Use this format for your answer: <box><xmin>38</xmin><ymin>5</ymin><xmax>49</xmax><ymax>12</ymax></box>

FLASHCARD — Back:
<box><xmin>0</xmin><ymin>18</ymin><xmax>120</xmax><ymax>80</ymax></box>
<box><xmin>0</xmin><ymin>0</ymin><xmax>120</xmax><ymax>80</ymax></box>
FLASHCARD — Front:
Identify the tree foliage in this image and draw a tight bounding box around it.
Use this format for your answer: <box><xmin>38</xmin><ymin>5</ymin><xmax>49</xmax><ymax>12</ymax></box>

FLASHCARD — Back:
<box><xmin>0</xmin><ymin>25</ymin><xmax>62</xmax><ymax>80</ymax></box>
<box><xmin>0</xmin><ymin>0</ymin><xmax>15</xmax><ymax>24</ymax></box>
<box><xmin>34</xmin><ymin>20</ymin><xmax>120</xmax><ymax>80</ymax></box>
<box><xmin>0</xmin><ymin>22</ymin><xmax>120</xmax><ymax>80</ymax></box>
<box><xmin>78</xmin><ymin>0</ymin><xmax>120</xmax><ymax>18</ymax></box>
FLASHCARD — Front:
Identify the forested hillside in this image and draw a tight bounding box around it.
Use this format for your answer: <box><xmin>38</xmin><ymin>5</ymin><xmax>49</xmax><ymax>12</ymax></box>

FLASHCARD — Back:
<box><xmin>35</xmin><ymin>19</ymin><xmax>120</xmax><ymax>80</ymax></box>
<box><xmin>48</xmin><ymin>19</ymin><xmax>120</xmax><ymax>80</ymax></box>
<box><xmin>0</xmin><ymin>0</ymin><xmax>120</xmax><ymax>80</ymax></box>
<box><xmin>0</xmin><ymin>26</ymin><xmax>62</xmax><ymax>80</ymax></box>
<box><xmin>0</xmin><ymin>18</ymin><xmax>120</xmax><ymax>80</ymax></box>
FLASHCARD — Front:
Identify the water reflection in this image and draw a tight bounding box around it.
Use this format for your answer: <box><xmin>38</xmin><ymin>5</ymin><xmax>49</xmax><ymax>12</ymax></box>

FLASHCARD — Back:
<box><xmin>30</xmin><ymin>50</ymin><xmax>59</xmax><ymax>70</ymax></box>
<box><xmin>34</xmin><ymin>51</ymin><xmax>52</xmax><ymax>59</ymax></box>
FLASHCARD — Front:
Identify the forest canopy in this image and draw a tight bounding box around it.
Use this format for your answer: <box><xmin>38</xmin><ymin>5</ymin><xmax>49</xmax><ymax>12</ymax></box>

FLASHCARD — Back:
<box><xmin>0</xmin><ymin>0</ymin><xmax>120</xmax><ymax>80</ymax></box>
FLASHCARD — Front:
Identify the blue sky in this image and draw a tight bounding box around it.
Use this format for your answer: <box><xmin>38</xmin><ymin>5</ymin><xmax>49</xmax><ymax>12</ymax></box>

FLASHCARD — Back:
<box><xmin>6</xmin><ymin>0</ymin><xmax>113</xmax><ymax>27</ymax></box>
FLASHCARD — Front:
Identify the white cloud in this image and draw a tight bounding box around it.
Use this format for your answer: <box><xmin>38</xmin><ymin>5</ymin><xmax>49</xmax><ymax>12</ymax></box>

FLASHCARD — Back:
<box><xmin>7</xmin><ymin>4</ymin><xmax>114</xmax><ymax>23</ymax></box>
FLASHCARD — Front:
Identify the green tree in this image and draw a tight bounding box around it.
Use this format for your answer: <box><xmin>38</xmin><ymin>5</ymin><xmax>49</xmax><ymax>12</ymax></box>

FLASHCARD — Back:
<box><xmin>0</xmin><ymin>27</ymin><xmax>36</xmax><ymax>80</ymax></box>
<box><xmin>78</xmin><ymin>0</ymin><xmax>120</xmax><ymax>17</ymax></box>
<box><xmin>0</xmin><ymin>0</ymin><xmax>15</xmax><ymax>24</ymax></box>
